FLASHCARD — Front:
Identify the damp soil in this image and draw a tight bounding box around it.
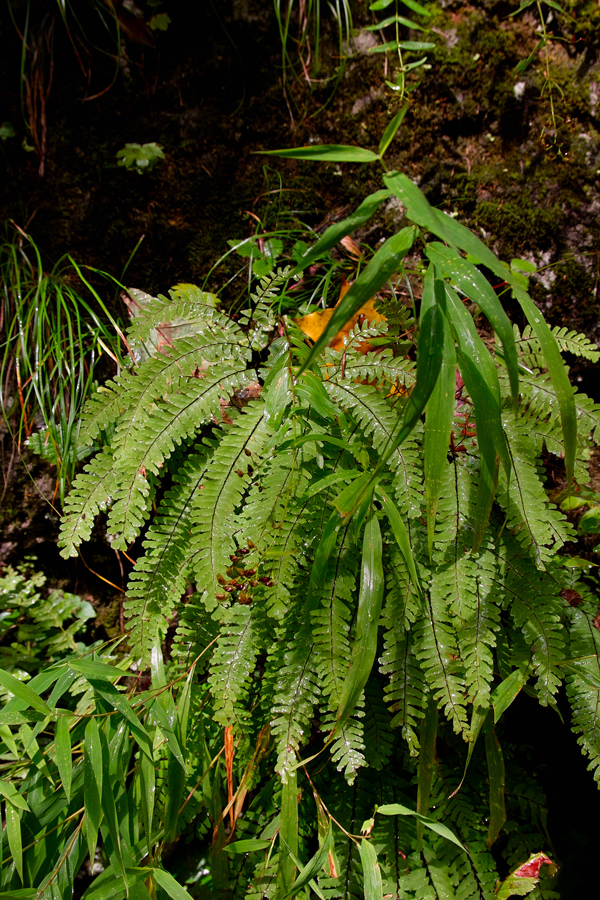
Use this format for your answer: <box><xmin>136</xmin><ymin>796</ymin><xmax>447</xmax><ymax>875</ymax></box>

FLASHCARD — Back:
<box><xmin>2</xmin><ymin>0</ymin><xmax>600</xmax><ymax>891</ymax></box>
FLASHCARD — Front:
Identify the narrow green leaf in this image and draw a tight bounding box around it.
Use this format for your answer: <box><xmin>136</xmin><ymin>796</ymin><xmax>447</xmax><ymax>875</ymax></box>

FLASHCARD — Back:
<box><xmin>87</xmin><ymin>678</ymin><xmax>153</xmax><ymax>759</ymax></box>
<box><xmin>399</xmin><ymin>0</ymin><xmax>431</xmax><ymax>15</ymax></box>
<box><xmin>139</xmin><ymin>750</ymin><xmax>156</xmax><ymax>856</ymax></box>
<box><xmin>290</xmin><ymin>190</ymin><xmax>392</xmax><ymax>275</ymax></box>
<box><xmin>0</xmin><ymin>891</ymin><xmax>37</xmax><ymax>899</ymax></box>
<box><xmin>81</xmin><ymin>866</ymin><xmax>151</xmax><ymax>900</ymax></box>
<box><xmin>147</xmin><ymin>700</ymin><xmax>185</xmax><ymax>770</ymax></box>
<box><xmin>336</xmin><ymin>516</ymin><xmax>384</xmax><ymax>728</ymax></box>
<box><xmin>376</xmin><ymin>485</ymin><xmax>422</xmax><ymax>593</ymax></box>
<box><xmin>395</xmin><ymin>40</ymin><xmax>435</xmax><ymax>50</ymax></box>
<box><xmin>281</xmin><ymin>826</ymin><xmax>332</xmax><ymax>900</ymax></box>
<box><xmin>152</xmin><ymin>868</ymin><xmax>194</xmax><ymax>900</ymax></box>
<box><xmin>0</xmin><ymin>725</ymin><xmax>18</xmax><ymax>756</ymax></box>
<box><xmin>363</xmin><ymin>15</ymin><xmax>424</xmax><ymax>31</ymax></box>
<box><xmin>359</xmin><ymin>839</ymin><xmax>383</xmax><ymax>900</ymax></box>
<box><xmin>491</xmin><ymin>669</ymin><xmax>526</xmax><ymax>723</ymax></box>
<box><xmin>508</xmin><ymin>0</ymin><xmax>535</xmax><ymax>15</ymax></box>
<box><xmin>5</xmin><ymin>801</ymin><xmax>23</xmax><ymax>882</ymax></box>
<box><xmin>83</xmin><ymin>717</ymin><xmax>103</xmax><ymax>864</ymax></box>
<box><xmin>426</xmin><ymin>243</ymin><xmax>519</xmax><ymax>409</ymax></box>
<box><xmin>261</xmin><ymin>145</ymin><xmax>379</xmax><ymax>163</ymax></box>
<box><xmin>176</xmin><ymin>664</ymin><xmax>195</xmax><ymax>750</ymax></box>
<box><xmin>0</xmin><ymin>781</ymin><xmax>28</xmax><ymax>812</ymax></box>
<box><xmin>378</xmin><ymin>104</ymin><xmax>409</xmax><ymax>158</ymax></box>
<box><xmin>369</xmin><ymin>0</ymin><xmax>394</xmax><ymax>9</ymax></box>
<box><xmin>380</xmin><ymin>301</ymin><xmax>445</xmax><ymax>467</ymax></box>
<box><xmin>422</xmin><ymin>267</ymin><xmax>456</xmax><ymax>553</ymax></box>
<box><xmin>69</xmin><ymin>659</ymin><xmax>125</xmax><ymax>680</ymax></box>
<box><xmin>225</xmin><ymin>839</ymin><xmax>273</xmax><ymax>854</ymax></box>
<box><xmin>99</xmin><ymin>725</ymin><xmax>125</xmax><ymax>879</ymax></box>
<box><xmin>442</xmin><ymin>284</ymin><xmax>508</xmax><ymax>547</ymax></box>
<box><xmin>278</xmin><ymin>770</ymin><xmax>299</xmax><ymax>896</ymax></box>
<box><xmin>376</xmin><ymin>804</ymin><xmax>466</xmax><ymax>851</ymax></box>
<box><xmin>304</xmin><ymin>469</ymin><xmax>362</xmax><ymax>500</ymax></box>
<box><xmin>0</xmin><ymin>669</ymin><xmax>51</xmax><ymax>715</ymax></box>
<box><xmin>484</xmin><ymin>727</ymin><xmax>507</xmax><ymax>847</ymax></box>
<box><xmin>384</xmin><ymin>171</ymin><xmax>577</xmax><ymax>484</ymax></box>
<box><xmin>299</xmin><ymin>226</ymin><xmax>418</xmax><ymax>372</ymax></box>
<box><xmin>54</xmin><ymin>716</ymin><xmax>73</xmax><ymax>802</ymax></box>
<box><xmin>334</xmin><ymin>301</ymin><xmax>445</xmax><ymax>521</ymax></box>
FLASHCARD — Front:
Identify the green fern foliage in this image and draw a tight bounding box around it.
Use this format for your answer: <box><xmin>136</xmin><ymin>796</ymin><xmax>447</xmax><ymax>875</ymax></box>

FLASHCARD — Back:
<box><xmin>45</xmin><ymin>207</ymin><xmax>600</xmax><ymax>899</ymax></box>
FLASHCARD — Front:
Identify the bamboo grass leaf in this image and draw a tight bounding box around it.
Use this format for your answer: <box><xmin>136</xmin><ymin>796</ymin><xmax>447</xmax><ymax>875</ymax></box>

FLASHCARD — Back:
<box><xmin>335</xmin><ymin>516</ymin><xmax>384</xmax><ymax>729</ymax></box>
<box><xmin>83</xmin><ymin>717</ymin><xmax>103</xmax><ymax>864</ymax></box>
<box><xmin>0</xmin><ymin>669</ymin><xmax>51</xmax><ymax>716</ymax></box>
<box><xmin>359</xmin><ymin>839</ymin><xmax>383</xmax><ymax>900</ymax></box>
<box><xmin>5</xmin><ymin>801</ymin><xmax>23</xmax><ymax>882</ymax></box>
<box><xmin>262</xmin><ymin>145</ymin><xmax>379</xmax><ymax>163</ymax></box>
<box><xmin>376</xmin><ymin>486</ymin><xmax>422</xmax><ymax>593</ymax></box>
<box><xmin>376</xmin><ymin>804</ymin><xmax>466</xmax><ymax>851</ymax></box>
<box><xmin>378</xmin><ymin>104</ymin><xmax>409</xmax><ymax>159</ymax></box>
<box><xmin>484</xmin><ymin>726</ymin><xmax>507</xmax><ymax>847</ymax></box>
<box><xmin>426</xmin><ymin>244</ymin><xmax>519</xmax><ymax>409</ymax></box>
<box><xmin>54</xmin><ymin>716</ymin><xmax>73</xmax><ymax>802</ymax></box>
<box><xmin>280</xmin><ymin>826</ymin><xmax>332</xmax><ymax>900</ymax></box>
<box><xmin>299</xmin><ymin>227</ymin><xmax>418</xmax><ymax>373</ymax></box>
<box><xmin>152</xmin><ymin>868</ymin><xmax>195</xmax><ymax>900</ymax></box>
<box><xmin>290</xmin><ymin>190</ymin><xmax>392</xmax><ymax>275</ymax></box>
<box><xmin>384</xmin><ymin>170</ymin><xmax>577</xmax><ymax>483</ymax></box>
<box><xmin>421</xmin><ymin>267</ymin><xmax>456</xmax><ymax>553</ymax></box>
<box><xmin>278</xmin><ymin>770</ymin><xmax>299</xmax><ymax>896</ymax></box>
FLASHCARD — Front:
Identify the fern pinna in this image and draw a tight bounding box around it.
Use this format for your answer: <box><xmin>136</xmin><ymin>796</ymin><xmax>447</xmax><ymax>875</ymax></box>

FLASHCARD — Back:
<box><xmin>54</xmin><ymin>185</ymin><xmax>600</xmax><ymax>899</ymax></box>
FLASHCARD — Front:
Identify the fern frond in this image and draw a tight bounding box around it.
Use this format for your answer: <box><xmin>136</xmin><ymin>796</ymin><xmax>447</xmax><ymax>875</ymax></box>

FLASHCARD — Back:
<box><xmin>238</xmin><ymin>450</ymin><xmax>313</xmax><ymax>620</ymax></box>
<box><xmin>190</xmin><ymin>402</ymin><xmax>269</xmax><ymax>606</ymax></box>
<box><xmin>107</xmin><ymin>362</ymin><xmax>252</xmax><ymax>549</ymax></box>
<box><xmin>502</xmin><ymin>548</ymin><xmax>565</xmax><ymax>704</ymax></box>
<box><xmin>516</xmin><ymin>323</ymin><xmax>600</xmax><ymax>365</ymax></box>
<box><xmin>431</xmin><ymin>544</ymin><xmax>500</xmax><ymax>709</ymax></box>
<box><xmin>380</xmin><ymin>544</ymin><xmax>426</xmax><ymax>754</ymax></box>
<box><xmin>271</xmin><ymin>622</ymin><xmax>321</xmax><ymax>781</ymax></box>
<box><xmin>124</xmin><ymin>449</ymin><xmax>210</xmax><ymax>663</ymax></box>
<box><xmin>498</xmin><ymin>416</ymin><xmax>574</xmax><ymax>565</ymax></box>
<box><xmin>111</xmin><ymin>332</ymin><xmax>251</xmax><ymax>460</ymax></box>
<box><xmin>208</xmin><ymin>604</ymin><xmax>259</xmax><ymax>727</ymax></box>
<box><xmin>126</xmin><ymin>284</ymin><xmax>224</xmax><ymax>347</ymax></box>
<box><xmin>362</xmin><ymin>680</ymin><xmax>394</xmax><ymax>770</ymax></box>
<box><xmin>58</xmin><ymin>447</ymin><xmax>116</xmax><ymax>558</ymax></box>
<box><xmin>238</xmin><ymin>269</ymin><xmax>289</xmax><ymax>350</ymax></box>
<box><xmin>564</xmin><ymin>606</ymin><xmax>600</xmax><ymax>782</ymax></box>
<box><xmin>80</xmin><ymin>380</ymin><xmax>127</xmax><ymax>443</ymax></box>
<box><xmin>416</xmin><ymin>589</ymin><xmax>468</xmax><ymax>736</ymax></box>
<box><xmin>325</xmin><ymin>379</ymin><xmax>423</xmax><ymax>517</ymax></box>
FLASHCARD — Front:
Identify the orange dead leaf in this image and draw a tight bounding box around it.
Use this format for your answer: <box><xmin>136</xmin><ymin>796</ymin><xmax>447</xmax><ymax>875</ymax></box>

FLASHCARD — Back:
<box><xmin>295</xmin><ymin>279</ymin><xmax>386</xmax><ymax>353</ymax></box>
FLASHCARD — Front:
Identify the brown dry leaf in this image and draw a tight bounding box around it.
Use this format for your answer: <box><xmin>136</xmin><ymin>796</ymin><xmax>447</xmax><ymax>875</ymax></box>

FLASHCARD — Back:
<box><xmin>295</xmin><ymin>279</ymin><xmax>386</xmax><ymax>353</ymax></box>
<box><xmin>340</xmin><ymin>235</ymin><xmax>364</xmax><ymax>259</ymax></box>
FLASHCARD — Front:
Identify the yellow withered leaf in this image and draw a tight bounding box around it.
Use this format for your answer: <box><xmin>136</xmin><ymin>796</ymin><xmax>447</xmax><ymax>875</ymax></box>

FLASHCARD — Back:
<box><xmin>295</xmin><ymin>280</ymin><xmax>386</xmax><ymax>352</ymax></box>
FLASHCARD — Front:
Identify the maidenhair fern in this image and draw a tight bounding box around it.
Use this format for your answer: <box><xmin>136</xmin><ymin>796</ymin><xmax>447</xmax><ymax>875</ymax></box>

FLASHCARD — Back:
<box><xmin>11</xmin><ymin>181</ymin><xmax>600</xmax><ymax>898</ymax></box>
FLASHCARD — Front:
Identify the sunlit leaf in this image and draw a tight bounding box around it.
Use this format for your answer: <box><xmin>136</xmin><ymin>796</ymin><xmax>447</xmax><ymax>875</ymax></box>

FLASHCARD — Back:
<box><xmin>359</xmin><ymin>839</ymin><xmax>383</xmax><ymax>900</ymax></box>
<box><xmin>261</xmin><ymin>145</ymin><xmax>379</xmax><ymax>163</ymax></box>
<box><xmin>335</xmin><ymin>515</ymin><xmax>384</xmax><ymax>728</ymax></box>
